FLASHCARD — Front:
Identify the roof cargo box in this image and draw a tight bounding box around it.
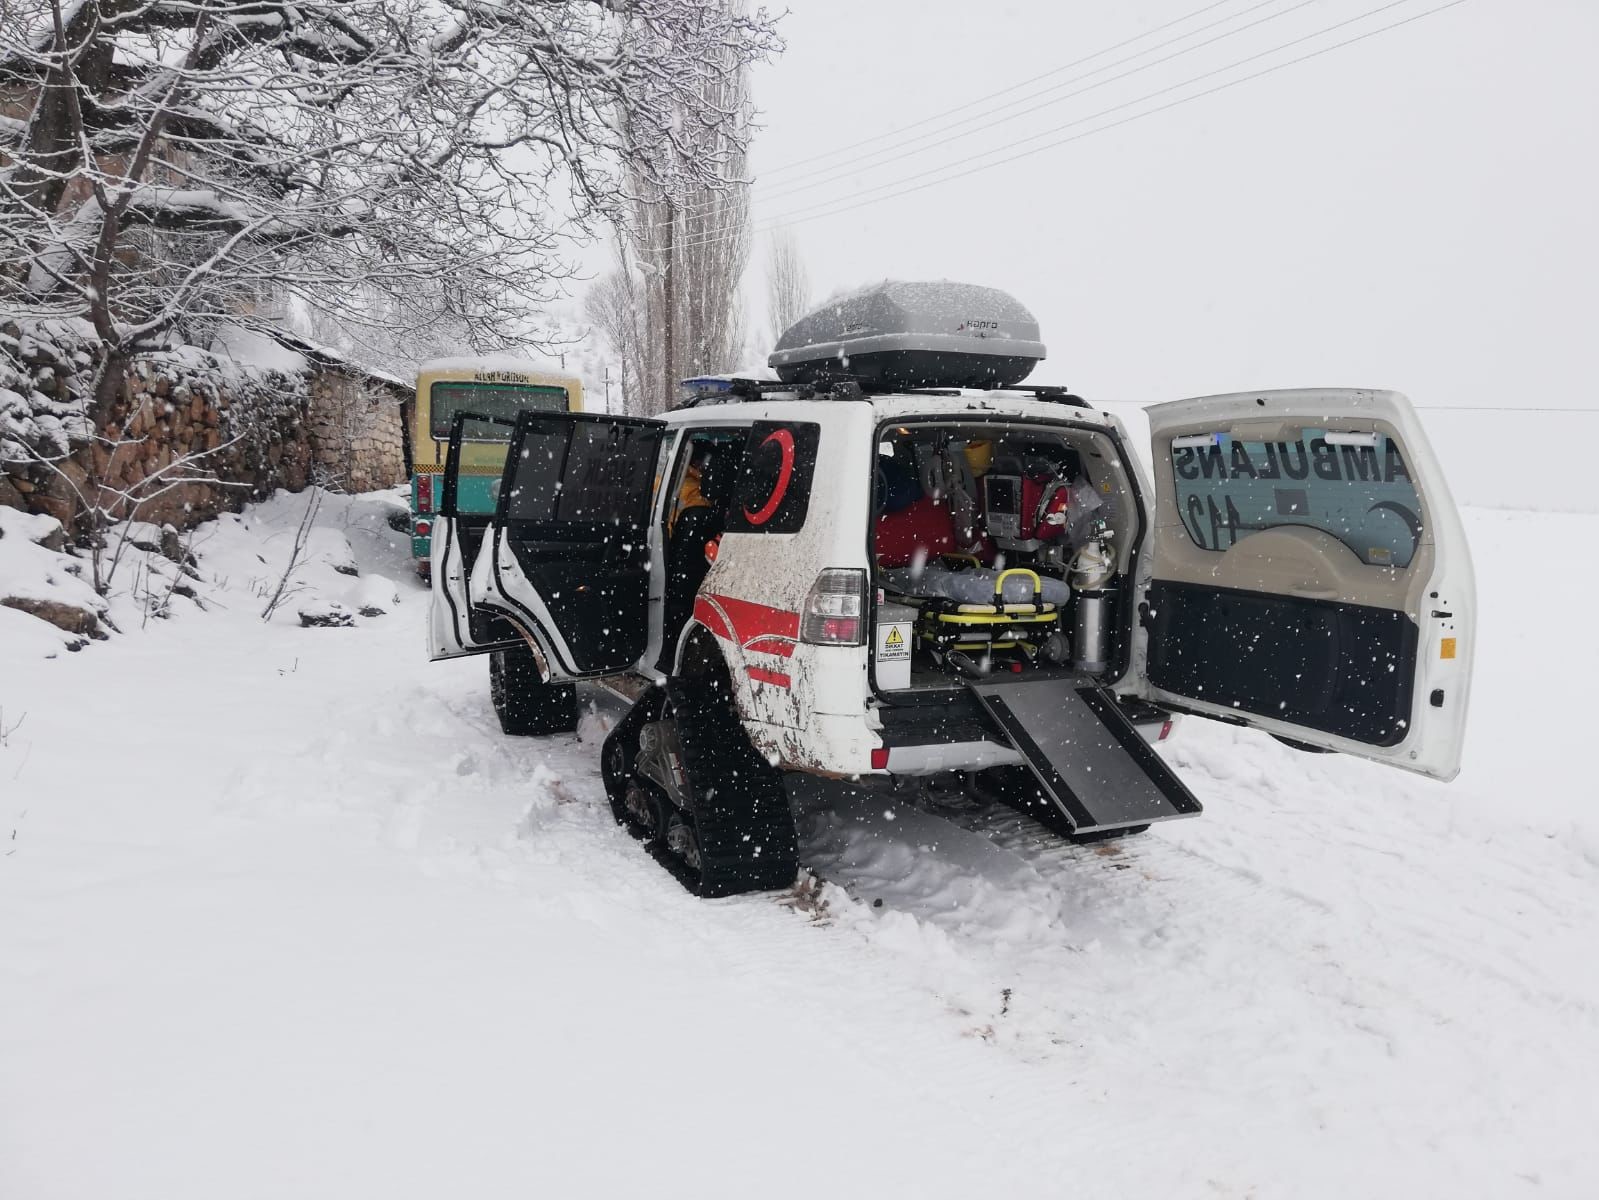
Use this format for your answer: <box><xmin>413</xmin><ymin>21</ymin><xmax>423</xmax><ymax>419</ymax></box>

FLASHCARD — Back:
<box><xmin>768</xmin><ymin>280</ymin><xmax>1045</xmax><ymax>390</ymax></box>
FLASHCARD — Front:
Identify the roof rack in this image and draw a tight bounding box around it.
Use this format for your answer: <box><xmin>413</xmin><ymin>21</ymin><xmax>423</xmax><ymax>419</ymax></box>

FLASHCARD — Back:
<box><xmin>671</xmin><ymin>376</ymin><xmax>1091</xmax><ymax>410</ymax></box>
<box><xmin>999</xmin><ymin>384</ymin><xmax>1091</xmax><ymax>408</ymax></box>
<box><xmin>672</xmin><ymin>376</ymin><xmax>864</xmax><ymax>409</ymax></box>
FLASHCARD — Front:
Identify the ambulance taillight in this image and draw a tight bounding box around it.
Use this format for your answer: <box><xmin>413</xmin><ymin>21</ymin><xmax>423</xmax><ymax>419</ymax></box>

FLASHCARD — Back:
<box><xmin>800</xmin><ymin>569</ymin><xmax>868</xmax><ymax>646</ymax></box>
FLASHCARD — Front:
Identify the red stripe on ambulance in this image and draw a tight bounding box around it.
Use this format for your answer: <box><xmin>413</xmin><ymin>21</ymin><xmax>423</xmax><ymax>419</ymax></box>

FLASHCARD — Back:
<box><xmin>696</xmin><ymin>593</ymin><xmax>800</xmax><ymax>662</ymax></box>
<box><xmin>746</xmin><ymin>666</ymin><xmax>792</xmax><ymax>689</ymax></box>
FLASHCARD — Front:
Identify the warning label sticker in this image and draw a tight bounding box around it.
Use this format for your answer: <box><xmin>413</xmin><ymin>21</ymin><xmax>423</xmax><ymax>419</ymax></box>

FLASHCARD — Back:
<box><xmin>878</xmin><ymin>623</ymin><xmax>911</xmax><ymax>662</ymax></box>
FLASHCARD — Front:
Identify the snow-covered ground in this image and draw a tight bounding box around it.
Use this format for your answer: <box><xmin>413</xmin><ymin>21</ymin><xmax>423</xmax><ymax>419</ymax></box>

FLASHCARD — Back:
<box><xmin>2</xmin><ymin>492</ymin><xmax>1595</xmax><ymax>1198</ymax></box>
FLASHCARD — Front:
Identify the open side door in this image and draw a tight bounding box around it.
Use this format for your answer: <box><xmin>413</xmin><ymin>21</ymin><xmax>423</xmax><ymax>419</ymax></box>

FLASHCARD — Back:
<box><xmin>428</xmin><ymin>412</ymin><xmax>523</xmax><ymax>661</ymax></box>
<box><xmin>470</xmin><ymin>411</ymin><xmax>666</xmax><ymax>682</ymax></box>
<box><xmin>1140</xmin><ymin>388</ymin><xmax>1474</xmax><ymax>781</ymax></box>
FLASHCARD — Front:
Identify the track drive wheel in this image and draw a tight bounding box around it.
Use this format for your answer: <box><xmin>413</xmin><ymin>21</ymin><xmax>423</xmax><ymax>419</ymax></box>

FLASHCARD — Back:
<box><xmin>602</xmin><ymin>686</ymin><xmax>667</xmax><ymax>838</ymax></box>
<box><xmin>491</xmin><ymin>645</ymin><xmax>578</xmax><ymax>736</ymax></box>
<box><xmin>651</xmin><ymin>676</ymin><xmax>799</xmax><ymax>898</ymax></box>
<box><xmin>601</xmin><ymin>667</ymin><xmax>797</xmax><ymax>897</ymax></box>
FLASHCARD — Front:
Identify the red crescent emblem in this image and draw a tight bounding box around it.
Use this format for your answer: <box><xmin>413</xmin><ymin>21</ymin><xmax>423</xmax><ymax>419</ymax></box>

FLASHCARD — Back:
<box><xmin>743</xmin><ymin>428</ymin><xmax>795</xmax><ymax>526</ymax></box>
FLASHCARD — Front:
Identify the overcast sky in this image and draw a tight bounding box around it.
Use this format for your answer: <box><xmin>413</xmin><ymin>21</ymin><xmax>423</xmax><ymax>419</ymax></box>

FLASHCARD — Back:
<box><xmin>733</xmin><ymin>0</ymin><xmax>1596</xmax><ymax>421</ymax></box>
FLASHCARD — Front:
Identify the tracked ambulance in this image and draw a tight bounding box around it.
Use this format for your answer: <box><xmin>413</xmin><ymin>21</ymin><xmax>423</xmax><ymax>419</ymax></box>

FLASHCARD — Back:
<box><xmin>427</xmin><ymin>281</ymin><xmax>1476</xmax><ymax>897</ymax></box>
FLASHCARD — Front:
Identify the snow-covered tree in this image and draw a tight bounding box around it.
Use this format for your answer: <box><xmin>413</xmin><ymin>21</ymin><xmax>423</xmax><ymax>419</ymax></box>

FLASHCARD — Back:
<box><xmin>584</xmin><ymin>251</ymin><xmax>654</xmax><ymax>417</ymax></box>
<box><xmin>587</xmin><ymin>0</ymin><xmax>755</xmax><ymax>415</ymax></box>
<box><xmin>0</xmin><ymin>0</ymin><xmax>782</xmax><ymax>420</ymax></box>
<box><xmin>764</xmin><ymin>228</ymin><xmax>810</xmax><ymax>348</ymax></box>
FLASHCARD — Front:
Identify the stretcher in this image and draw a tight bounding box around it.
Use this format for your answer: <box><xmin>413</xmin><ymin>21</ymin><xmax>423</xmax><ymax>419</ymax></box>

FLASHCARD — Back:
<box><xmin>878</xmin><ymin>559</ymin><xmax>1070</xmax><ymax>606</ymax></box>
<box><xmin>882</xmin><ymin>562</ymin><xmax>1066</xmax><ymax>668</ymax></box>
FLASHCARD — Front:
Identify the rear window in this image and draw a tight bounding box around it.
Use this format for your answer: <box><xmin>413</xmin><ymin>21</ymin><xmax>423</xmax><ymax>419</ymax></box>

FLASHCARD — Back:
<box><xmin>505</xmin><ymin>418</ymin><xmax>661</xmax><ymax>528</ymax></box>
<box><xmin>1171</xmin><ymin>429</ymin><xmax>1423</xmax><ymax>568</ymax></box>
<box><xmin>725</xmin><ymin>420</ymin><xmax>821</xmax><ymax>534</ymax></box>
<box><xmin>430</xmin><ymin>382</ymin><xmax>568</xmax><ymax>439</ymax></box>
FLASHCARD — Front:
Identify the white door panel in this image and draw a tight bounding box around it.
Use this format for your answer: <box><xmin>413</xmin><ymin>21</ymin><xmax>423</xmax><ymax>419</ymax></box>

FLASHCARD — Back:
<box><xmin>427</xmin><ymin>413</ymin><xmax>521</xmax><ymax>662</ymax></box>
<box><xmin>1141</xmin><ymin>388</ymin><xmax>1474</xmax><ymax>780</ymax></box>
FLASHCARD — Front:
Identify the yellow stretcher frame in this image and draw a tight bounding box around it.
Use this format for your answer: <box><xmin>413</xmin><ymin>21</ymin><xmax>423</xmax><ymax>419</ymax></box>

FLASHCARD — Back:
<box><xmin>901</xmin><ymin>567</ymin><xmax>1063</xmax><ymax>657</ymax></box>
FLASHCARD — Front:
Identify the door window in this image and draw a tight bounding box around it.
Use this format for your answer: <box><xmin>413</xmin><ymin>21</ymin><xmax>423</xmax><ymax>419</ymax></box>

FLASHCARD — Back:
<box><xmin>441</xmin><ymin>415</ymin><xmax>515</xmax><ymax>516</ymax></box>
<box><xmin>725</xmin><ymin>420</ymin><xmax>822</xmax><ymax>534</ymax></box>
<box><xmin>504</xmin><ymin>418</ymin><xmax>658</xmax><ymax>529</ymax></box>
<box><xmin>665</xmin><ymin>427</ymin><xmax>750</xmax><ymax>532</ymax></box>
<box><xmin>1170</xmin><ymin>429</ymin><xmax>1423</xmax><ymax>568</ymax></box>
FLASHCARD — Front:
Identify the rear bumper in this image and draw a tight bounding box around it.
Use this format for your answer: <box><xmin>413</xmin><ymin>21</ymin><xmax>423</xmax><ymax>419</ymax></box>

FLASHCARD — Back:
<box><xmin>749</xmin><ymin>690</ymin><xmax>1176</xmax><ymax>780</ymax></box>
<box><xmin>877</xmin><ymin>739</ymin><xmax>1023</xmax><ymax>775</ymax></box>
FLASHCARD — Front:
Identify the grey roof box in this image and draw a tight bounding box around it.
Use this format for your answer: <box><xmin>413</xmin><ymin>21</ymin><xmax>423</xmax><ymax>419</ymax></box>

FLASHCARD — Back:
<box><xmin>768</xmin><ymin>280</ymin><xmax>1046</xmax><ymax>390</ymax></box>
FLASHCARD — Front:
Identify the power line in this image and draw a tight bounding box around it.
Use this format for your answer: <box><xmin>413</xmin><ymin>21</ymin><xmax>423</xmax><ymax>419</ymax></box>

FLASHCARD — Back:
<box><xmin>747</xmin><ymin>0</ymin><xmax>1322</xmax><ymax>212</ymax></box>
<box><xmin>669</xmin><ymin>0</ymin><xmax>1468</xmax><ymax>255</ymax></box>
<box><xmin>1112</xmin><ymin>401</ymin><xmax>1599</xmax><ymax>414</ymax></box>
<box><xmin>646</xmin><ymin>0</ymin><xmax>1279</xmax><ymax>232</ymax></box>
<box><xmin>741</xmin><ymin>0</ymin><xmax>1428</xmax><ymax>234</ymax></box>
<box><xmin>756</xmin><ymin>0</ymin><xmax>1248</xmax><ymax>181</ymax></box>
<box><xmin>1414</xmin><ymin>405</ymin><xmax>1599</xmax><ymax>414</ymax></box>
<box><xmin>657</xmin><ymin>0</ymin><xmax>1308</xmax><ymax>230</ymax></box>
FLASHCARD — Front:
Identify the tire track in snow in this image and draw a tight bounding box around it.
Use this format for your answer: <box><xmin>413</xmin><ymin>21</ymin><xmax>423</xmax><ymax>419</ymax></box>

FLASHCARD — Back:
<box><xmin>789</xmin><ymin>732</ymin><xmax>1599</xmax><ymax>1192</ymax></box>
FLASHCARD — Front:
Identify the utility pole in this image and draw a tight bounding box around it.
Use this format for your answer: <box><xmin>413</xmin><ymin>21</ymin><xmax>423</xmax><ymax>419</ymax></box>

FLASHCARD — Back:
<box><xmin>661</xmin><ymin>196</ymin><xmax>676</xmax><ymax>418</ymax></box>
<box><xmin>604</xmin><ymin>366</ymin><xmax>613</xmax><ymax>413</ymax></box>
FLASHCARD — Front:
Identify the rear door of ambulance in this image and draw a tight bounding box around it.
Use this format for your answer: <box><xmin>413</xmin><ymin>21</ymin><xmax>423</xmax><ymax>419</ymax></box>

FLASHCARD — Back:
<box><xmin>1136</xmin><ymin>388</ymin><xmax>1474</xmax><ymax>780</ymax></box>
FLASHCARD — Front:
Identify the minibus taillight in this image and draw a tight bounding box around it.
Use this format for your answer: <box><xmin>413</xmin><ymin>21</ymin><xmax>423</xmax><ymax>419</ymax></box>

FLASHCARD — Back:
<box><xmin>416</xmin><ymin>478</ymin><xmax>433</xmax><ymax>514</ymax></box>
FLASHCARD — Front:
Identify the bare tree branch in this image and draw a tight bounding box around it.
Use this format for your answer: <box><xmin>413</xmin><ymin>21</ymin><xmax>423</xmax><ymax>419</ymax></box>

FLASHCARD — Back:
<box><xmin>1</xmin><ymin>0</ymin><xmax>784</xmax><ymax>382</ymax></box>
<box><xmin>764</xmin><ymin>227</ymin><xmax>810</xmax><ymax>348</ymax></box>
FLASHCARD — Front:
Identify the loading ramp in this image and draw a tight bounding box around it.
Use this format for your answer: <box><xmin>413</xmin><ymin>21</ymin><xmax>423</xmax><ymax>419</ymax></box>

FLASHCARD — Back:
<box><xmin>970</xmin><ymin>677</ymin><xmax>1203</xmax><ymax>835</ymax></box>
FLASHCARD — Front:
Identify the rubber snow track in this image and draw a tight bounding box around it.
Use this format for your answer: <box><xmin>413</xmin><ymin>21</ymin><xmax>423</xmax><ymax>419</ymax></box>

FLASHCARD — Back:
<box><xmin>3</xmin><ymin>495</ymin><xmax>1597</xmax><ymax>1199</ymax></box>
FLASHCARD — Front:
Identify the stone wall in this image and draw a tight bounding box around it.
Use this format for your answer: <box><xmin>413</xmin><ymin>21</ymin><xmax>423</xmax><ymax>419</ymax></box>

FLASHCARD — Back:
<box><xmin>305</xmin><ymin>370</ymin><xmax>410</xmax><ymax>495</ymax></box>
<box><xmin>1</xmin><ymin>321</ymin><xmax>412</xmax><ymax>531</ymax></box>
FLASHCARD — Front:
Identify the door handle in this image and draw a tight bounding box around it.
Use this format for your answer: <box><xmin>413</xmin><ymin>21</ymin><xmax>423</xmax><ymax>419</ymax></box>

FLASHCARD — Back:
<box><xmin>1287</xmin><ymin>583</ymin><xmax>1339</xmax><ymax>600</ymax></box>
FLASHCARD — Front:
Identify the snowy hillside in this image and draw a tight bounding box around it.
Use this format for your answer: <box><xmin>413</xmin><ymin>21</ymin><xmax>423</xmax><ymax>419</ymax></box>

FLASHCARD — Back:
<box><xmin>2</xmin><ymin>492</ymin><xmax>1595</xmax><ymax>1198</ymax></box>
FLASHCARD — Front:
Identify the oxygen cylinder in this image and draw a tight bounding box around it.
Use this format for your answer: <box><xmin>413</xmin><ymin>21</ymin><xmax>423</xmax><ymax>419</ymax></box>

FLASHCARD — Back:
<box><xmin>1068</xmin><ymin>535</ymin><xmax>1117</xmax><ymax>675</ymax></box>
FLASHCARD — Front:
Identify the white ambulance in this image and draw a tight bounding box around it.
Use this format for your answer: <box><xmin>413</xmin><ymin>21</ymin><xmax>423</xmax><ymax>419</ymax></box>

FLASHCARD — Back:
<box><xmin>428</xmin><ymin>282</ymin><xmax>1474</xmax><ymax>896</ymax></box>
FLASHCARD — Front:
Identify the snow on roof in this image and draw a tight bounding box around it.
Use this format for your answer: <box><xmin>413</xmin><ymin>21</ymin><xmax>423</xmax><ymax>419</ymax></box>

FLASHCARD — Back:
<box><xmin>417</xmin><ymin>355</ymin><xmax>580</xmax><ymax>381</ymax></box>
<box><xmin>211</xmin><ymin>325</ymin><xmax>310</xmax><ymax>377</ymax></box>
<box><xmin>864</xmin><ymin>390</ymin><xmax>1114</xmax><ymax>427</ymax></box>
<box><xmin>262</xmin><ymin>329</ymin><xmax>408</xmax><ymax>388</ymax></box>
<box><xmin>209</xmin><ymin>324</ymin><xmax>409</xmax><ymax>390</ymax></box>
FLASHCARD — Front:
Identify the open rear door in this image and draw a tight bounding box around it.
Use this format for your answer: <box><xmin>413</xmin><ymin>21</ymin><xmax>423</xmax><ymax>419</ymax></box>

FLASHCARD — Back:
<box><xmin>428</xmin><ymin>412</ymin><xmax>522</xmax><ymax>661</ymax></box>
<box><xmin>1140</xmin><ymin>388</ymin><xmax>1474</xmax><ymax>780</ymax></box>
<box><xmin>470</xmin><ymin>411</ymin><xmax>665</xmax><ymax>681</ymax></box>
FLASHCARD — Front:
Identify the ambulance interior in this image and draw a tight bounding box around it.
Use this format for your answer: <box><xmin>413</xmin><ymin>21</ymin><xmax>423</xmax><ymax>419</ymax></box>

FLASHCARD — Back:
<box><xmin>870</xmin><ymin>421</ymin><xmax>1142</xmax><ymax>694</ymax></box>
<box><xmin>661</xmin><ymin>428</ymin><xmax>747</xmax><ymax>666</ymax></box>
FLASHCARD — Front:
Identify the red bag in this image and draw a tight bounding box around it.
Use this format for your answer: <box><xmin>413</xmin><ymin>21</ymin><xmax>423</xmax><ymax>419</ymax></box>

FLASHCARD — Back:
<box><xmin>874</xmin><ymin>495</ymin><xmax>957</xmax><ymax>567</ymax></box>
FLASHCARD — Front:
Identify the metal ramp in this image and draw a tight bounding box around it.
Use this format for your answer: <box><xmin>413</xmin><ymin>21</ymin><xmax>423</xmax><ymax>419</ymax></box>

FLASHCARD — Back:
<box><xmin>970</xmin><ymin>677</ymin><xmax>1202</xmax><ymax>835</ymax></box>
